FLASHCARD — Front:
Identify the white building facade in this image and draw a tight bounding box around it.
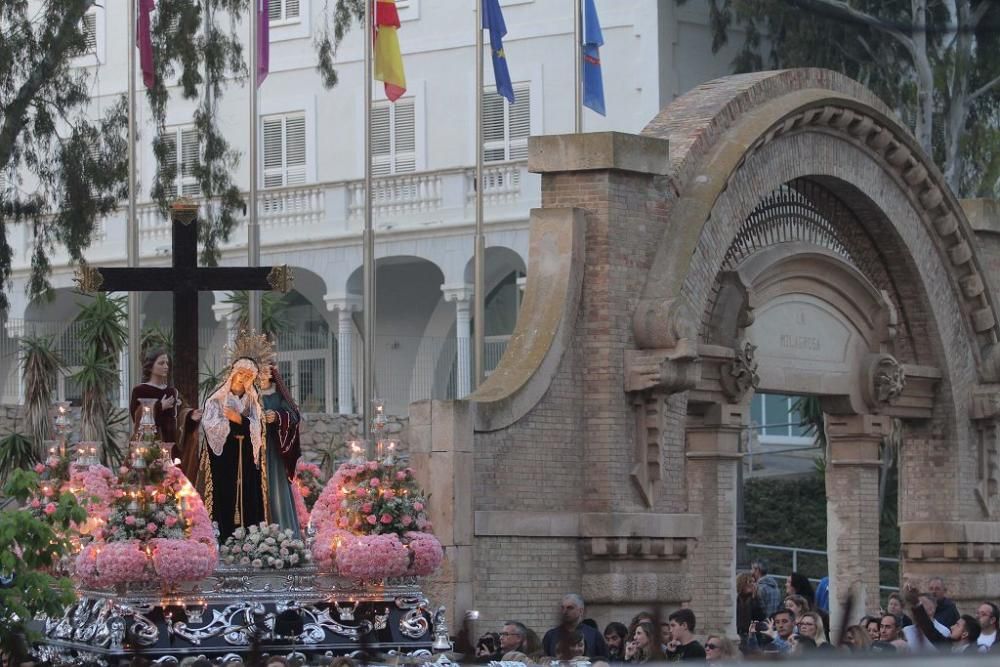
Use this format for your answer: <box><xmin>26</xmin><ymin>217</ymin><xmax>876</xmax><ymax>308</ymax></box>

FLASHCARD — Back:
<box><xmin>1</xmin><ymin>0</ymin><xmax>741</xmax><ymax>415</ymax></box>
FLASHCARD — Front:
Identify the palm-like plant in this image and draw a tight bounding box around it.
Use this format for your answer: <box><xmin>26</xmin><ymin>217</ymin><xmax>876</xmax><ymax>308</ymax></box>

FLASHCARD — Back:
<box><xmin>19</xmin><ymin>335</ymin><xmax>64</xmax><ymax>460</ymax></box>
<box><xmin>0</xmin><ymin>424</ymin><xmax>36</xmax><ymax>485</ymax></box>
<box><xmin>199</xmin><ymin>361</ymin><xmax>228</xmax><ymax>404</ymax></box>
<box><xmin>222</xmin><ymin>290</ymin><xmax>291</xmax><ymax>337</ymax></box>
<box><xmin>72</xmin><ymin>294</ymin><xmax>127</xmax><ymax>465</ymax></box>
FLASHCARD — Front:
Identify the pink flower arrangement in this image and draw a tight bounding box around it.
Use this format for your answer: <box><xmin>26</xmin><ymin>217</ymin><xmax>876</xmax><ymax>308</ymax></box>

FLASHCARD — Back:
<box><xmin>150</xmin><ymin>538</ymin><xmax>217</xmax><ymax>583</ymax></box>
<box><xmin>406</xmin><ymin>531</ymin><xmax>445</xmax><ymax>576</ymax></box>
<box><xmin>310</xmin><ymin>460</ymin><xmax>444</xmax><ymax>579</ymax></box>
<box><xmin>293</xmin><ymin>460</ymin><xmax>327</xmax><ymax>513</ymax></box>
<box><xmin>91</xmin><ymin>541</ymin><xmax>151</xmax><ymax>584</ymax></box>
<box><xmin>335</xmin><ymin>533</ymin><xmax>409</xmax><ymax>579</ymax></box>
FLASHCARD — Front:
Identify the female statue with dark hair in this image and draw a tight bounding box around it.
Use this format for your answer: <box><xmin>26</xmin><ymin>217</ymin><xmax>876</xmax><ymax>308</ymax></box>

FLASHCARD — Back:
<box><xmin>129</xmin><ymin>348</ymin><xmax>202</xmax><ymax>473</ymax></box>
<box><xmin>258</xmin><ymin>362</ymin><xmax>302</xmax><ymax>536</ymax></box>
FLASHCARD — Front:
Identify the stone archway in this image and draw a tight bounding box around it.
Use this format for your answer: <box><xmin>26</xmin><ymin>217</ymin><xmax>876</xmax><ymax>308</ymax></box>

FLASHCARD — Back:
<box><xmin>424</xmin><ymin>68</ymin><xmax>999</xmax><ymax>635</ymax></box>
<box><xmin>628</xmin><ymin>69</ymin><xmax>997</xmax><ymax>633</ymax></box>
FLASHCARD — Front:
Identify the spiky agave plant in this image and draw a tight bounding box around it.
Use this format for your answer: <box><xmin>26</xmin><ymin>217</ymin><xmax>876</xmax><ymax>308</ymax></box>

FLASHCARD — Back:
<box><xmin>18</xmin><ymin>335</ymin><xmax>64</xmax><ymax>460</ymax></box>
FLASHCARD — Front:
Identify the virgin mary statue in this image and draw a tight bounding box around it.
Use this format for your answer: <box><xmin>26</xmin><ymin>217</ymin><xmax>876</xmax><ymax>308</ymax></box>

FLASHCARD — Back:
<box><xmin>198</xmin><ymin>331</ymin><xmax>273</xmax><ymax>542</ymax></box>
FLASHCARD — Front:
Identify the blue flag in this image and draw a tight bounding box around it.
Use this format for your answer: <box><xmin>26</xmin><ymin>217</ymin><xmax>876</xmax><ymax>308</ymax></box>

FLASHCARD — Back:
<box><xmin>483</xmin><ymin>0</ymin><xmax>515</xmax><ymax>104</ymax></box>
<box><xmin>582</xmin><ymin>0</ymin><xmax>605</xmax><ymax>115</ymax></box>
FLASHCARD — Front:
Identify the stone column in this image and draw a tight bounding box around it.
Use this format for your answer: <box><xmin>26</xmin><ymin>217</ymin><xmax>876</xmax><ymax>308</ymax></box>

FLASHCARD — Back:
<box><xmin>442</xmin><ymin>285</ymin><xmax>474</xmax><ymax>398</ymax></box>
<box><xmin>4</xmin><ymin>320</ymin><xmax>25</xmax><ymax>404</ymax></box>
<box><xmin>325</xmin><ymin>295</ymin><xmax>362</xmax><ymax>415</ymax></box>
<box><xmin>686</xmin><ymin>402</ymin><xmax>745</xmax><ymax>636</ymax></box>
<box><xmin>211</xmin><ymin>299</ymin><xmax>240</xmax><ymax>343</ymax></box>
<box><xmin>824</xmin><ymin>413</ymin><xmax>888</xmax><ymax>634</ymax></box>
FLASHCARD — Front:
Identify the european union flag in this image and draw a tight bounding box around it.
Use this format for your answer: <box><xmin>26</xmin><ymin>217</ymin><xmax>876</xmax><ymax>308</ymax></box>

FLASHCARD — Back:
<box><xmin>582</xmin><ymin>0</ymin><xmax>605</xmax><ymax>115</ymax></box>
<box><xmin>483</xmin><ymin>0</ymin><xmax>515</xmax><ymax>104</ymax></box>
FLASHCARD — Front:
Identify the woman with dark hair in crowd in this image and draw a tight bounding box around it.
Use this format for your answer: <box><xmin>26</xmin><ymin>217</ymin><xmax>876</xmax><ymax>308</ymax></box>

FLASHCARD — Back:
<box><xmin>863</xmin><ymin>616</ymin><xmax>881</xmax><ymax>642</ymax></box>
<box><xmin>603</xmin><ymin>622</ymin><xmax>628</xmax><ymax>662</ymax></box>
<box><xmin>736</xmin><ymin>572</ymin><xmax>765</xmax><ymax>645</ymax></box>
<box><xmin>785</xmin><ymin>572</ymin><xmax>815</xmax><ymax>606</ymax></box>
<box><xmin>843</xmin><ymin>625</ymin><xmax>873</xmax><ymax>653</ymax></box>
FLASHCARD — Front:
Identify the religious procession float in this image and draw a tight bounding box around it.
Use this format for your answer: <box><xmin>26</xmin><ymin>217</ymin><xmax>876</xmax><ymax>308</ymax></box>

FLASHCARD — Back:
<box><xmin>23</xmin><ymin>334</ymin><xmax>449</xmax><ymax>665</ymax></box>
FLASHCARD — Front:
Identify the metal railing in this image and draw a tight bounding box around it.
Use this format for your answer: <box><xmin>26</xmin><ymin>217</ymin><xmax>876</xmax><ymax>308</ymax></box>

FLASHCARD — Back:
<box><xmin>747</xmin><ymin>542</ymin><xmax>900</xmax><ymax>592</ymax></box>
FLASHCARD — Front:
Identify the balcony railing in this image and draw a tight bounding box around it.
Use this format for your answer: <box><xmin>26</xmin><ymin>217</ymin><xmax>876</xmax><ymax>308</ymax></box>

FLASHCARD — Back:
<box><xmin>12</xmin><ymin>161</ymin><xmax>536</xmax><ymax>269</ymax></box>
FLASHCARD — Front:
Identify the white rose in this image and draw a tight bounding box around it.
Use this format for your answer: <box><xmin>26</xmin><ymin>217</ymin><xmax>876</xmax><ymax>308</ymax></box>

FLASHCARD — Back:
<box><xmin>274</xmin><ymin>559</ymin><xmax>285</xmax><ymax>569</ymax></box>
<box><xmin>289</xmin><ymin>553</ymin><xmax>299</xmax><ymax>565</ymax></box>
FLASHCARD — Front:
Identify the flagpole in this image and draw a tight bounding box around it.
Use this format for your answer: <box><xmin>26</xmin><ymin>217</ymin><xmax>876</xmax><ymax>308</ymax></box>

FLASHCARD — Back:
<box><xmin>363</xmin><ymin>0</ymin><xmax>376</xmax><ymax>449</ymax></box>
<box><xmin>473</xmin><ymin>0</ymin><xmax>485</xmax><ymax>390</ymax></box>
<box><xmin>574</xmin><ymin>0</ymin><xmax>582</xmax><ymax>133</ymax></box>
<box><xmin>248</xmin><ymin>0</ymin><xmax>262</xmax><ymax>333</ymax></box>
<box><xmin>127</xmin><ymin>0</ymin><xmax>141</xmax><ymax>388</ymax></box>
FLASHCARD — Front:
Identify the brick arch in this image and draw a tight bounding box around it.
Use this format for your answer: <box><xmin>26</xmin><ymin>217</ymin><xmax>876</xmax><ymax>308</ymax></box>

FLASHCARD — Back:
<box><xmin>635</xmin><ymin>68</ymin><xmax>999</xmax><ymax>383</ymax></box>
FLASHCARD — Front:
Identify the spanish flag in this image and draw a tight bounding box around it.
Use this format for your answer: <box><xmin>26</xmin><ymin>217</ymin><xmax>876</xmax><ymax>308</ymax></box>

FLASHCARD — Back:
<box><xmin>374</xmin><ymin>0</ymin><xmax>406</xmax><ymax>101</ymax></box>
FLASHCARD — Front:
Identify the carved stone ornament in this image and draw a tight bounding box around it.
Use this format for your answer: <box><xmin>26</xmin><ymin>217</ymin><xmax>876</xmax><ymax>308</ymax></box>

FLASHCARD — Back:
<box><xmin>863</xmin><ymin>353</ymin><xmax>906</xmax><ymax>409</ymax></box>
<box><xmin>719</xmin><ymin>342</ymin><xmax>760</xmax><ymax>403</ymax></box>
<box><xmin>267</xmin><ymin>265</ymin><xmax>295</xmax><ymax>293</ymax></box>
<box><xmin>624</xmin><ymin>339</ymin><xmax>700</xmax><ymax>395</ymax></box>
<box><xmin>73</xmin><ymin>263</ymin><xmax>104</xmax><ymax>294</ymax></box>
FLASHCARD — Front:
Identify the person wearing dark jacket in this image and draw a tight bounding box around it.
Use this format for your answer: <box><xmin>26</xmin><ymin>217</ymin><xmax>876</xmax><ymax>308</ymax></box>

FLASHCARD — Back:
<box><xmin>736</xmin><ymin>572</ymin><xmax>766</xmax><ymax>645</ymax></box>
<box><xmin>907</xmin><ymin>583</ymin><xmax>981</xmax><ymax>654</ymax></box>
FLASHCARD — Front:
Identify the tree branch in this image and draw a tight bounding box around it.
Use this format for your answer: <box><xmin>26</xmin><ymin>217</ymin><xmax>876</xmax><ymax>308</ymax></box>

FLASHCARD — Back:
<box><xmin>786</xmin><ymin>0</ymin><xmax>918</xmax><ymax>60</ymax></box>
<box><xmin>0</xmin><ymin>0</ymin><xmax>96</xmax><ymax>172</ymax></box>
<box><xmin>968</xmin><ymin>72</ymin><xmax>1000</xmax><ymax>104</ymax></box>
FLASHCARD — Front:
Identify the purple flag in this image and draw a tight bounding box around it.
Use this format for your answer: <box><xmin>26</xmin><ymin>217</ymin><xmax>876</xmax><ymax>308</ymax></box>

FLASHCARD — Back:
<box><xmin>138</xmin><ymin>0</ymin><xmax>155</xmax><ymax>88</ymax></box>
<box><xmin>257</xmin><ymin>0</ymin><xmax>270</xmax><ymax>86</ymax></box>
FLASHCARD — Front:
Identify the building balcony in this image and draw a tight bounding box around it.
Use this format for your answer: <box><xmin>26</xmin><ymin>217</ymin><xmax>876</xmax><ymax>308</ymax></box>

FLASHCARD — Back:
<box><xmin>10</xmin><ymin>161</ymin><xmax>538</xmax><ymax>271</ymax></box>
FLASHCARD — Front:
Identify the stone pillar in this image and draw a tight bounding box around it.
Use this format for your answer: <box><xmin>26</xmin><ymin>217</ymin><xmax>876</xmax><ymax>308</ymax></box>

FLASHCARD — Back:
<box><xmin>686</xmin><ymin>403</ymin><xmax>745</xmax><ymax>636</ymax></box>
<box><xmin>4</xmin><ymin>320</ymin><xmax>25</xmax><ymax>404</ymax></box>
<box><xmin>211</xmin><ymin>299</ymin><xmax>240</xmax><ymax>343</ymax></box>
<box><xmin>442</xmin><ymin>285</ymin><xmax>474</xmax><ymax>398</ymax></box>
<box><xmin>409</xmin><ymin>399</ymin><xmax>474</xmax><ymax>629</ymax></box>
<box><xmin>325</xmin><ymin>295</ymin><xmax>362</xmax><ymax>415</ymax></box>
<box><xmin>824</xmin><ymin>413</ymin><xmax>888</xmax><ymax>634</ymax></box>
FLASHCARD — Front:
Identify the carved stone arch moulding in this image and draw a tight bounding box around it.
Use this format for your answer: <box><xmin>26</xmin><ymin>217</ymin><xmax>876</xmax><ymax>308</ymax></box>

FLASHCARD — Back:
<box><xmin>634</xmin><ymin>71</ymin><xmax>1000</xmax><ymax>381</ymax></box>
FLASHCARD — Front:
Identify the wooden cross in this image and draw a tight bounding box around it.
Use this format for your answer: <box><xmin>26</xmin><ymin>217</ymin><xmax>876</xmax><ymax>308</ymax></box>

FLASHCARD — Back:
<box><xmin>75</xmin><ymin>200</ymin><xmax>293</xmax><ymax>407</ymax></box>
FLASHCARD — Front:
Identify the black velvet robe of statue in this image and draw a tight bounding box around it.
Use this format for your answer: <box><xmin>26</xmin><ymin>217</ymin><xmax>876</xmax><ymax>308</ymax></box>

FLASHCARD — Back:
<box><xmin>200</xmin><ymin>394</ymin><xmax>266</xmax><ymax>543</ymax></box>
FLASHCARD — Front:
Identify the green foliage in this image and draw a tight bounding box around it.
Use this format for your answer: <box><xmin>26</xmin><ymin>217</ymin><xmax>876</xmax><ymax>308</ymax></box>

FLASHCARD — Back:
<box><xmin>72</xmin><ymin>294</ymin><xmax>128</xmax><ymax>465</ymax></box>
<box><xmin>0</xmin><ymin>469</ymin><xmax>86</xmax><ymax>663</ymax></box>
<box><xmin>19</xmin><ymin>334</ymin><xmax>64</xmax><ymax>459</ymax></box>
<box><xmin>791</xmin><ymin>396</ymin><xmax>825</xmax><ymax>448</ymax></box>
<box><xmin>0</xmin><ymin>425</ymin><xmax>36</xmax><ymax>486</ymax></box>
<box><xmin>0</xmin><ymin>0</ymin><xmax>128</xmax><ymax>313</ymax></box>
<box><xmin>223</xmin><ymin>290</ymin><xmax>292</xmax><ymax>337</ymax></box>
<box><xmin>315</xmin><ymin>0</ymin><xmax>366</xmax><ymax>88</ymax></box>
<box><xmin>677</xmin><ymin>0</ymin><xmax>1000</xmax><ymax>197</ymax></box>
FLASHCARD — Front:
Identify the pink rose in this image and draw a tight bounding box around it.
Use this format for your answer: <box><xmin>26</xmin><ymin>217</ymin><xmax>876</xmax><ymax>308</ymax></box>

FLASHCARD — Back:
<box><xmin>34</xmin><ymin>464</ymin><xmax>45</xmax><ymax>473</ymax></box>
<box><xmin>383</xmin><ymin>489</ymin><xmax>395</xmax><ymax>500</ymax></box>
<box><xmin>366</xmin><ymin>461</ymin><xmax>379</xmax><ymax>471</ymax></box>
<box><xmin>395</xmin><ymin>471</ymin><xmax>406</xmax><ymax>481</ymax></box>
<box><xmin>165</xmin><ymin>516</ymin><xmax>178</xmax><ymax>527</ymax></box>
<box><xmin>147</xmin><ymin>522</ymin><xmax>158</xmax><ymax>533</ymax></box>
<box><xmin>300</xmin><ymin>487</ymin><xmax>311</xmax><ymax>497</ymax></box>
<box><xmin>401</xmin><ymin>515</ymin><xmax>413</xmax><ymax>526</ymax></box>
<box><xmin>362</xmin><ymin>502</ymin><xmax>373</xmax><ymax>513</ymax></box>
<box><xmin>119</xmin><ymin>466</ymin><xmax>129</xmax><ymax>475</ymax></box>
<box><xmin>125</xmin><ymin>515</ymin><xmax>136</xmax><ymax>525</ymax></box>
<box><xmin>413</xmin><ymin>502</ymin><xmax>424</xmax><ymax>512</ymax></box>
<box><xmin>155</xmin><ymin>493</ymin><xmax>167</xmax><ymax>504</ymax></box>
<box><xmin>366</xmin><ymin>515</ymin><xmax>377</xmax><ymax>525</ymax></box>
<box><xmin>44</xmin><ymin>503</ymin><xmax>57</xmax><ymax>515</ymax></box>
<box><xmin>369</xmin><ymin>478</ymin><xmax>380</xmax><ymax>487</ymax></box>
<box><xmin>30</xmin><ymin>499</ymin><xmax>41</xmax><ymax>509</ymax></box>
<box><xmin>380</xmin><ymin>513</ymin><xmax>393</xmax><ymax>524</ymax></box>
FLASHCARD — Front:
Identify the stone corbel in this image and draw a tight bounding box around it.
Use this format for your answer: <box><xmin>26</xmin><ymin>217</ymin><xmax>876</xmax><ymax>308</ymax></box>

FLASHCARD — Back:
<box><xmin>860</xmin><ymin>353</ymin><xmax>906</xmax><ymax>412</ymax></box>
<box><xmin>719</xmin><ymin>342</ymin><xmax>760</xmax><ymax>404</ymax></box>
<box><xmin>624</xmin><ymin>340</ymin><xmax>701</xmax><ymax>507</ymax></box>
<box><xmin>972</xmin><ymin>390</ymin><xmax>1000</xmax><ymax>517</ymax></box>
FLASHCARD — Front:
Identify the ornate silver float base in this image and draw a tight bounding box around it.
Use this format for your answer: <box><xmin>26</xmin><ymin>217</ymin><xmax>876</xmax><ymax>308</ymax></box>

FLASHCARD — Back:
<box><xmin>33</xmin><ymin>565</ymin><xmax>441</xmax><ymax>665</ymax></box>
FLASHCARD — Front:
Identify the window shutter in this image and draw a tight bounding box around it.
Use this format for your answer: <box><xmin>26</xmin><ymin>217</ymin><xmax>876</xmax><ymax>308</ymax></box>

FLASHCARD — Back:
<box><xmin>372</xmin><ymin>104</ymin><xmax>392</xmax><ymax>177</ymax></box>
<box><xmin>482</xmin><ymin>90</ymin><xmax>506</xmax><ymax>163</ymax></box>
<box><xmin>393</xmin><ymin>99</ymin><xmax>416</xmax><ymax>173</ymax></box>
<box><xmin>508</xmin><ymin>85</ymin><xmax>530</xmax><ymax>160</ymax></box>
<box><xmin>262</xmin><ymin>117</ymin><xmax>284</xmax><ymax>188</ymax></box>
<box><xmin>82</xmin><ymin>13</ymin><xmax>98</xmax><ymax>53</ymax></box>
<box><xmin>284</xmin><ymin>115</ymin><xmax>307</xmax><ymax>185</ymax></box>
<box><xmin>284</xmin><ymin>0</ymin><xmax>300</xmax><ymax>20</ymax></box>
<box><xmin>160</xmin><ymin>132</ymin><xmax>178</xmax><ymax>198</ymax></box>
<box><xmin>179</xmin><ymin>127</ymin><xmax>200</xmax><ymax>196</ymax></box>
<box><xmin>269</xmin><ymin>0</ymin><xmax>282</xmax><ymax>21</ymax></box>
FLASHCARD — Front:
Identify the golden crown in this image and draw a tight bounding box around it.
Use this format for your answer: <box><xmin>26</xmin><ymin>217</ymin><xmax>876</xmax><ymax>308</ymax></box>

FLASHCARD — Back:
<box><xmin>225</xmin><ymin>329</ymin><xmax>276</xmax><ymax>369</ymax></box>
